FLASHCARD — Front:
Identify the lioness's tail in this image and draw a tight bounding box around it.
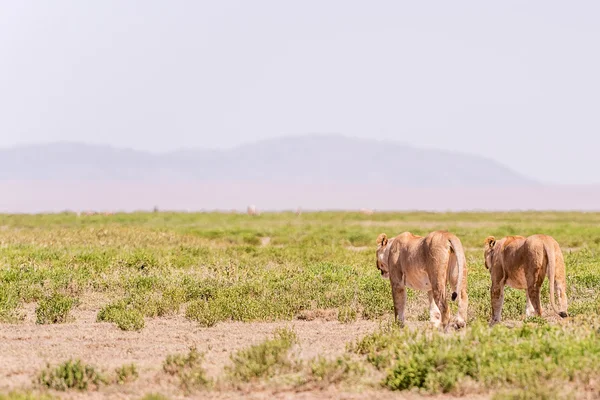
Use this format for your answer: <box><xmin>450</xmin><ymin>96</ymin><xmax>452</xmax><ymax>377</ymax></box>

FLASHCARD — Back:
<box><xmin>543</xmin><ymin>241</ymin><xmax>559</xmax><ymax>315</ymax></box>
<box><xmin>448</xmin><ymin>235</ymin><xmax>466</xmax><ymax>301</ymax></box>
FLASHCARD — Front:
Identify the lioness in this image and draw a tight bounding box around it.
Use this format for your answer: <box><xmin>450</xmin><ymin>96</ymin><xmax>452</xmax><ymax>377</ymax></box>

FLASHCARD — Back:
<box><xmin>376</xmin><ymin>231</ymin><xmax>468</xmax><ymax>329</ymax></box>
<box><xmin>484</xmin><ymin>234</ymin><xmax>568</xmax><ymax>325</ymax></box>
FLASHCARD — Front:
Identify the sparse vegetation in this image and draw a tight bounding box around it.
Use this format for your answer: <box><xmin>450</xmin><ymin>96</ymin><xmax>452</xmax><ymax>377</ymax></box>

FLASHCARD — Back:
<box><xmin>37</xmin><ymin>359</ymin><xmax>104</xmax><ymax>391</ymax></box>
<box><xmin>163</xmin><ymin>347</ymin><xmax>210</xmax><ymax>391</ymax></box>
<box><xmin>304</xmin><ymin>355</ymin><xmax>364</xmax><ymax>387</ymax></box>
<box><xmin>337</xmin><ymin>305</ymin><xmax>358</xmax><ymax>323</ymax></box>
<box><xmin>492</xmin><ymin>387</ymin><xmax>570</xmax><ymax>400</ymax></box>
<box><xmin>114</xmin><ymin>363</ymin><xmax>139</xmax><ymax>385</ymax></box>
<box><xmin>226</xmin><ymin>327</ymin><xmax>299</xmax><ymax>382</ymax></box>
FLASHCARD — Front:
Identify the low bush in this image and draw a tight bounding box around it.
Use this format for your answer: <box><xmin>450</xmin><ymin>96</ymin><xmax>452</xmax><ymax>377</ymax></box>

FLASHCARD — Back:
<box><xmin>37</xmin><ymin>359</ymin><xmax>104</xmax><ymax>391</ymax></box>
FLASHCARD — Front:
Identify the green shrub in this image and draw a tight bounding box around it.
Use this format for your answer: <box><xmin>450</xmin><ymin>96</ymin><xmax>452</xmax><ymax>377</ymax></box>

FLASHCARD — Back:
<box><xmin>35</xmin><ymin>293</ymin><xmax>76</xmax><ymax>324</ymax></box>
<box><xmin>185</xmin><ymin>300</ymin><xmax>219</xmax><ymax>327</ymax></box>
<box><xmin>97</xmin><ymin>301</ymin><xmax>145</xmax><ymax>331</ymax></box>
<box><xmin>37</xmin><ymin>359</ymin><xmax>104</xmax><ymax>391</ymax></box>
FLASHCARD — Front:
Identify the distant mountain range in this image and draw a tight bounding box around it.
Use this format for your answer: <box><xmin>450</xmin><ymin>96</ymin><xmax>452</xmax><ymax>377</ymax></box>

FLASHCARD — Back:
<box><xmin>0</xmin><ymin>135</ymin><xmax>534</xmax><ymax>187</ymax></box>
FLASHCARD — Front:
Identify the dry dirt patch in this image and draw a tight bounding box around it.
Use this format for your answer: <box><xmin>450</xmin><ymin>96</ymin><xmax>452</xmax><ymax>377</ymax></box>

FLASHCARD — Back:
<box><xmin>0</xmin><ymin>308</ymin><xmax>380</xmax><ymax>399</ymax></box>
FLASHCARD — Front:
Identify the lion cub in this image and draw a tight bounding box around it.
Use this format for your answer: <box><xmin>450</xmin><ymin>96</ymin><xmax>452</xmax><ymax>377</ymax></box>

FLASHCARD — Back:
<box><xmin>484</xmin><ymin>234</ymin><xmax>568</xmax><ymax>325</ymax></box>
<box><xmin>376</xmin><ymin>230</ymin><xmax>468</xmax><ymax>330</ymax></box>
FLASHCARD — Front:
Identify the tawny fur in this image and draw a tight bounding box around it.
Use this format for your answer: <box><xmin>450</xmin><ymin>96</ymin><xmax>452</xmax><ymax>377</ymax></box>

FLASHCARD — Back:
<box><xmin>484</xmin><ymin>234</ymin><xmax>569</xmax><ymax>325</ymax></box>
<box><xmin>376</xmin><ymin>230</ymin><xmax>468</xmax><ymax>330</ymax></box>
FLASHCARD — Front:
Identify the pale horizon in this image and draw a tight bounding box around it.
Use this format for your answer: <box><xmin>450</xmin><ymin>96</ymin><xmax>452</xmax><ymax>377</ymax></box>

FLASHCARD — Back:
<box><xmin>1</xmin><ymin>1</ymin><xmax>600</xmax><ymax>185</ymax></box>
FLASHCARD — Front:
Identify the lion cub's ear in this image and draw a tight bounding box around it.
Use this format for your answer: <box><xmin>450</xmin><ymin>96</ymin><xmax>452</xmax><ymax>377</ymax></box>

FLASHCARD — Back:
<box><xmin>485</xmin><ymin>236</ymin><xmax>496</xmax><ymax>249</ymax></box>
<box><xmin>376</xmin><ymin>233</ymin><xmax>388</xmax><ymax>247</ymax></box>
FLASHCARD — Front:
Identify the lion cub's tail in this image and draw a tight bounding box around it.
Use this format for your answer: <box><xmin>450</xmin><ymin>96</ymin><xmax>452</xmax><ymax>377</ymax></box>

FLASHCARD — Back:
<box><xmin>448</xmin><ymin>235</ymin><xmax>466</xmax><ymax>301</ymax></box>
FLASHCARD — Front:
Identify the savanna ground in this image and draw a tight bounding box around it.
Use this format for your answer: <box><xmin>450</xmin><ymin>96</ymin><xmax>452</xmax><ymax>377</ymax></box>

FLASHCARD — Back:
<box><xmin>1</xmin><ymin>211</ymin><xmax>600</xmax><ymax>399</ymax></box>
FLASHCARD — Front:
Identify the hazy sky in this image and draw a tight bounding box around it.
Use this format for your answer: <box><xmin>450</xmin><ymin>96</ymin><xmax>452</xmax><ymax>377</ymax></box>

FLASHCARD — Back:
<box><xmin>1</xmin><ymin>1</ymin><xmax>599</xmax><ymax>184</ymax></box>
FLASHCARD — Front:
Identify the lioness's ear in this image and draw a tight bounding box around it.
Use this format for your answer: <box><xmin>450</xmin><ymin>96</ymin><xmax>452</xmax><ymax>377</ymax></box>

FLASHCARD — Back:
<box><xmin>485</xmin><ymin>236</ymin><xmax>496</xmax><ymax>249</ymax></box>
<box><xmin>376</xmin><ymin>233</ymin><xmax>388</xmax><ymax>247</ymax></box>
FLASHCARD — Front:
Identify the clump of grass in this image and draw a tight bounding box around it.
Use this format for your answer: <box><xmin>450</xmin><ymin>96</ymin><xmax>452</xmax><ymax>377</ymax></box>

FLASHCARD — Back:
<box><xmin>126</xmin><ymin>285</ymin><xmax>186</xmax><ymax>318</ymax></box>
<box><xmin>114</xmin><ymin>363</ymin><xmax>138</xmax><ymax>385</ymax></box>
<box><xmin>163</xmin><ymin>347</ymin><xmax>210</xmax><ymax>391</ymax></box>
<box><xmin>96</xmin><ymin>285</ymin><xmax>185</xmax><ymax>330</ymax></box>
<box><xmin>139</xmin><ymin>395</ymin><xmax>170</xmax><ymax>400</ymax></box>
<box><xmin>97</xmin><ymin>301</ymin><xmax>145</xmax><ymax>331</ymax></box>
<box><xmin>304</xmin><ymin>355</ymin><xmax>364</xmax><ymax>387</ymax></box>
<box><xmin>35</xmin><ymin>293</ymin><xmax>76</xmax><ymax>324</ymax></box>
<box><xmin>37</xmin><ymin>359</ymin><xmax>105</xmax><ymax>391</ymax></box>
<box><xmin>185</xmin><ymin>300</ymin><xmax>219</xmax><ymax>327</ymax></box>
<box><xmin>226</xmin><ymin>327</ymin><xmax>298</xmax><ymax>382</ymax></box>
<box><xmin>351</xmin><ymin>321</ymin><xmax>600</xmax><ymax>394</ymax></box>
<box><xmin>337</xmin><ymin>306</ymin><xmax>358</xmax><ymax>323</ymax></box>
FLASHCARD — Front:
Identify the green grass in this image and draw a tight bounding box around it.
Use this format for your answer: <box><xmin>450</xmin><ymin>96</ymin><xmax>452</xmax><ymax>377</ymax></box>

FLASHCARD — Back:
<box><xmin>350</xmin><ymin>318</ymin><xmax>600</xmax><ymax>394</ymax></box>
<box><xmin>4</xmin><ymin>211</ymin><xmax>600</xmax><ymax>396</ymax></box>
<box><xmin>2</xmin><ymin>211</ymin><xmax>599</xmax><ymax>327</ymax></box>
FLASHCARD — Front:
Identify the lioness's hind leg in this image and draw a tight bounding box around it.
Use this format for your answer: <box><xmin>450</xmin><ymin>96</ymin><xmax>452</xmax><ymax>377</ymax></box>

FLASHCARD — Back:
<box><xmin>454</xmin><ymin>284</ymin><xmax>468</xmax><ymax>329</ymax></box>
<box><xmin>430</xmin><ymin>276</ymin><xmax>450</xmax><ymax>329</ymax></box>
<box><xmin>525</xmin><ymin>292</ymin><xmax>536</xmax><ymax>317</ymax></box>
<box><xmin>490</xmin><ymin>281</ymin><xmax>505</xmax><ymax>326</ymax></box>
<box><xmin>428</xmin><ymin>291</ymin><xmax>442</xmax><ymax>328</ymax></box>
<box><xmin>556</xmin><ymin>282</ymin><xmax>569</xmax><ymax>318</ymax></box>
<box><xmin>391</xmin><ymin>281</ymin><xmax>407</xmax><ymax>327</ymax></box>
<box><xmin>527</xmin><ymin>285</ymin><xmax>543</xmax><ymax>317</ymax></box>
<box><xmin>525</xmin><ymin>266</ymin><xmax>544</xmax><ymax>317</ymax></box>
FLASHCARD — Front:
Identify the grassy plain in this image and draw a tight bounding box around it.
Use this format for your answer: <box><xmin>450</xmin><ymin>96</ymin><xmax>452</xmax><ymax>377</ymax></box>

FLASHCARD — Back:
<box><xmin>1</xmin><ymin>211</ymin><xmax>600</xmax><ymax>399</ymax></box>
